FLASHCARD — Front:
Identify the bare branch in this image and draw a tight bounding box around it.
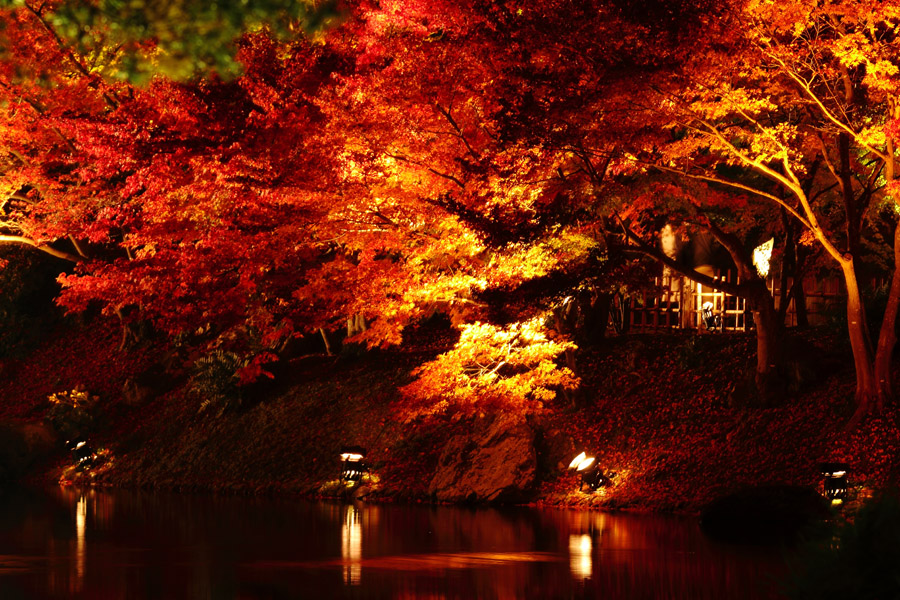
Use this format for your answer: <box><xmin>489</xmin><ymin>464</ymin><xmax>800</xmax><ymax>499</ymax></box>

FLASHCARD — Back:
<box><xmin>435</xmin><ymin>103</ymin><xmax>481</xmax><ymax>161</ymax></box>
<box><xmin>0</xmin><ymin>234</ymin><xmax>82</xmax><ymax>262</ymax></box>
<box><xmin>650</xmin><ymin>163</ymin><xmax>812</xmax><ymax>228</ymax></box>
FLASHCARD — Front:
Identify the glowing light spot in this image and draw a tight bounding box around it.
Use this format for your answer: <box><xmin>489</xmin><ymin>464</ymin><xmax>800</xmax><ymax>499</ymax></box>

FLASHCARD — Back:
<box><xmin>575</xmin><ymin>457</ymin><xmax>596</xmax><ymax>472</ymax></box>
<box><xmin>753</xmin><ymin>238</ymin><xmax>774</xmax><ymax>277</ymax></box>
<box><xmin>568</xmin><ymin>534</ymin><xmax>592</xmax><ymax>580</ymax></box>
<box><xmin>342</xmin><ymin>507</ymin><xmax>362</xmax><ymax>586</ymax></box>
<box><xmin>568</xmin><ymin>452</ymin><xmax>587</xmax><ymax>470</ymax></box>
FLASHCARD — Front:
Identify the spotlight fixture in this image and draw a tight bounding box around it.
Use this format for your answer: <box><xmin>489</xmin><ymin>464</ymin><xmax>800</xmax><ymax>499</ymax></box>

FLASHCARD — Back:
<box><xmin>67</xmin><ymin>438</ymin><xmax>96</xmax><ymax>470</ymax></box>
<box><xmin>568</xmin><ymin>452</ymin><xmax>612</xmax><ymax>492</ymax></box>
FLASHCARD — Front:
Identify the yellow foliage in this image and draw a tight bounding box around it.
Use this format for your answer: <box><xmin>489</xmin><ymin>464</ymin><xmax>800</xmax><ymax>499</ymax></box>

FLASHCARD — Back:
<box><xmin>485</xmin><ymin>231</ymin><xmax>598</xmax><ymax>286</ymax></box>
<box><xmin>401</xmin><ymin>316</ymin><xmax>579</xmax><ymax>420</ymax></box>
<box><xmin>858</xmin><ymin>125</ymin><xmax>887</xmax><ymax>148</ymax></box>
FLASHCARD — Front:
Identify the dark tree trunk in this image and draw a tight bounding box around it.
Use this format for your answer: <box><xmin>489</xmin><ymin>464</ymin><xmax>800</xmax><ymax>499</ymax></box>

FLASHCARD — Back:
<box><xmin>874</xmin><ymin>219</ymin><xmax>900</xmax><ymax>407</ymax></box>
<box><xmin>748</xmin><ymin>280</ymin><xmax>783</xmax><ymax>406</ymax></box>
<box><xmin>843</xmin><ymin>258</ymin><xmax>882</xmax><ymax>429</ymax></box>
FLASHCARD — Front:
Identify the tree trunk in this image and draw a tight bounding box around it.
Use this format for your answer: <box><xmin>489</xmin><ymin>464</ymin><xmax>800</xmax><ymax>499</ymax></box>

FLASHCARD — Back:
<box><xmin>561</xmin><ymin>347</ymin><xmax>583</xmax><ymax>407</ymax></box>
<box><xmin>776</xmin><ymin>212</ymin><xmax>810</xmax><ymax>328</ymax></box>
<box><xmin>347</xmin><ymin>314</ymin><xmax>367</xmax><ymax>337</ymax></box>
<box><xmin>749</xmin><ymin>281</ymin><xmax>782</xmax><ymax>405</ymax></box>
<box><xmin>843</xmin><ymin>258</ymin><xmax>882</xmax><ymax>428</ymax></box>
<box><xmin>582</xmin><ymin>291</ymin><xmax>612</xmax><ymax>344</ymax></box>
<box><xmin>320</xmin><ymin>328</ymin><xmax>334</xmax><ymax>356</ymax></box>
<box><xmin>874</xmin><ymin>220</ymin><xmax>900</xmax><ymax>407</ymax></box>
<box><xmin>792</xmin><ymin>275</ymin><xmax>809</xmax><ymax>328</ymax></box>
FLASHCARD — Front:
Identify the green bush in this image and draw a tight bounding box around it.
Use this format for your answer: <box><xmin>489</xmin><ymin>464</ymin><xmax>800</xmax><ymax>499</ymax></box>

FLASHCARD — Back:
<box><xmin>676</xmin><ymin>334</ymin><xmax>707</xmax><ymax>370</ymax></box>
<box><xmin>190</xmin><ymin>350</ymin><xmax>249</xmax><ymax>415</ymax></box>
<box><xmin>45</xmin><ymin>388</ymin><xmax>99</xmax><ymax>441</ymax></box>
<box><xmin>818</xmin><ymin>282</ymin><xmax>895</xmax><ymax>344</ymax></box>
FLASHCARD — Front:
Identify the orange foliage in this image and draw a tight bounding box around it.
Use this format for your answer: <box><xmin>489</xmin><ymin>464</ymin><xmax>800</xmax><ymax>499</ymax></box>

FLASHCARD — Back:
<box><xmin>401</xmin><ymin>317</ymin><xmax>578</xmax><ymax>420</ymax></box>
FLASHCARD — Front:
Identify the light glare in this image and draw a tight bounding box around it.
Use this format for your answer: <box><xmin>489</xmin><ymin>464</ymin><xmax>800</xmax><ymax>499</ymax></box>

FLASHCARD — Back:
<box><xmin>568</xmin><ymin>452</ymin><xmax>587</xmax><ymax>470</ymax></box>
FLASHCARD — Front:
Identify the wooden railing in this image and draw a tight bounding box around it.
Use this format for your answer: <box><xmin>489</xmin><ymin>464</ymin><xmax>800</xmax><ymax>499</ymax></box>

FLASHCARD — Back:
<box><xmin>625</xmin><ymin>271</ymin><xmax>850</xmax><ymax>332</ymax></box>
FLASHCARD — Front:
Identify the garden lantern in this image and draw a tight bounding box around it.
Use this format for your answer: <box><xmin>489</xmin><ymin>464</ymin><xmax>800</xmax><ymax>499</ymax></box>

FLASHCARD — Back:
<box><xmin>340</xmin><ymin>446</ymin><xmax>368</xmax><ymax>482</ymax></box>
<box><xmin>819</xmin><ymin>462</ymin><xmax>849</xmax><ymax>503</ymax></box>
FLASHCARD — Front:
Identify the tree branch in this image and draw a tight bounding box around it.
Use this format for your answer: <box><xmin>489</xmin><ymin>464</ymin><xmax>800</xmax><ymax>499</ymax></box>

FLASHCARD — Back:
<box><xmin>612</xmin><ymin>213</ymin><xmax>744</xmax><ymax>296</ymax></box>
<box><xmin>0</xmin><ymin>234</ymin><xmax>82</xmax><ymax>262</ymax></box>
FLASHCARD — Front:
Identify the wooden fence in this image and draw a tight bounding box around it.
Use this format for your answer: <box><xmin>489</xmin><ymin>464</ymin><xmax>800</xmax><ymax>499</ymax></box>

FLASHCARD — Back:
<box><xmin>625</xmin><ymin>271</ymin><xmax>850</xmax><ymax>332</ymax></box>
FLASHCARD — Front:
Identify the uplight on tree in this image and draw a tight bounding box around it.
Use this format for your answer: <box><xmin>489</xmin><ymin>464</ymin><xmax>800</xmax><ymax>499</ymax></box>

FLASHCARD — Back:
<box><xmin>752</xmin><ymin>238</ymin><xmax>774</xmax><ymax>278</ymax></box>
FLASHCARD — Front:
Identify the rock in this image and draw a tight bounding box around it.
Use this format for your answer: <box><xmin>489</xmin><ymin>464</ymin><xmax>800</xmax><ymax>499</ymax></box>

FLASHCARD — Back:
<box><xmin>700</xmin><ymin>484</ymin><xmax>831</xmax><ymax>545</ymax></box>
<box><xmin>353</xmin><ymin>485</ymin><xmax>372</xmax><ymax>500</ymax></box>
<box><xmin>122</xmin><ymin>363</ymin><xmax>176</xmax><ymax>406</ymax></box>
<box><xmin>122</xmin><ymin>378</ymin><xmax>154</xmax><ymax>407</ymax></box>
<box><xmin>535</xmin><ymin>425</ymin><xmax>576</xmax><ymax>473</ymax></box>
<box><xmin>0</xmin><ymin>421</ymin><xmax>57</xmax><ymax>483</ymax></box>
<box><xmin>429</xmin><ymin>416</ymin><xmax>537</xmax><ymax>503</ymax></box>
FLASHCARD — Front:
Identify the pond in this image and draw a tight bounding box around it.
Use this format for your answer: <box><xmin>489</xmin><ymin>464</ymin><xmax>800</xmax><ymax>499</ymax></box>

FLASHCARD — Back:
<box><xmin>0</xmin><ymin>486</ymin><xmax>791</xmax><ymax>599</ymax></box>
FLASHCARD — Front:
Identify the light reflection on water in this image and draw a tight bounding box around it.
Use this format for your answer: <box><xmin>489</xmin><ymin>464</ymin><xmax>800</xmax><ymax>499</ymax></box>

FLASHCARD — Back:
<box><xmin>569</xmin><ymin>533</ymin><xmax>593</xmax><ymax>580</ymax></box>
<box><xmin>0</xmin><ymin>486</ymin><xmax>790</xmax><ymax>599</ymax></box>
<box><xmin>74</xmin><ymin>494</ymin><xmax>85</xmax><ymax>592</ymax></box>
<box><xmin>342</xmin><ymin>505</ymin><xmax>362</xmax><ymax>586</ymax></box>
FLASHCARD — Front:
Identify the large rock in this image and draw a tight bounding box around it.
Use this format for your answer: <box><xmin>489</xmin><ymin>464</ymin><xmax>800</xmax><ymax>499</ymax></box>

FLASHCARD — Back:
<box><xmin>122</xmin><ymin>362</ymin><xmax>178</xmax><ymax>407</ymax></box>
<box><xmin>429</xmin><ymin>416</ymin><xmax>537</xmax><ymax>503</ymax></box>
<box><xmin>700</xmin><ymin>484</ymin><xmax>830</xmax><ymax>545</ymax></box>
<box><xmin>0</xmin><ymin>421</ymin><xmax>57</xmax><ymax>483</ymax></box>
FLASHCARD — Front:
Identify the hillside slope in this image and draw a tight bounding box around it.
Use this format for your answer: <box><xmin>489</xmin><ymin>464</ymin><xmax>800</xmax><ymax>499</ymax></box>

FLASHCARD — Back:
<box><xmin>4</xmin><ymin>317</ymin><xmax>898</xmax><ymax>514</ymax></box>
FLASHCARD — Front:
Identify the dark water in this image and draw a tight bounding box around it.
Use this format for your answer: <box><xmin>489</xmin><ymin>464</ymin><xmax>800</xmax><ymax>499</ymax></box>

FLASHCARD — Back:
<box><xmin>0</xmin><ymin>486</ymin><xmax>790</xmax><ymax>599</ymax></box>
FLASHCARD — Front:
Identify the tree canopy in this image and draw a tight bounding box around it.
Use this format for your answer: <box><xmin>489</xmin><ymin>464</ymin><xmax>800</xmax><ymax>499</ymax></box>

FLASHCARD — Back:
<box><xmin>2</xmin><ymin>0</ymin><xmax>900</xmax><ymax>423</ymax></box>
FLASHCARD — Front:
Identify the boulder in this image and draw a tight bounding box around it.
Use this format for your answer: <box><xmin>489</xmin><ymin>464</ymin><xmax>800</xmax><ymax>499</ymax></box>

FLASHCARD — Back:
<box><xmin>122</xmin><ymin>362</ymin><xmax>178</xmax><ymax>407</ymax></box>
<box><xmin>700</xmin><ymin>484</ymin><xmax>831</xmax><ymax>545</ymax></box>
<box><xmin>122</xmin><ymin>378</ymin><xmax>154</xmax><ymax>407</ymax></box>
<box><xmin>429</xmin><ymin>416</ymin><xmax>537</xmax><ymax>503</ymax></box>
<box><xmin>0</xmin><ymin>421</ymin><xmax>57</xmax><ymax>483</ymax></box>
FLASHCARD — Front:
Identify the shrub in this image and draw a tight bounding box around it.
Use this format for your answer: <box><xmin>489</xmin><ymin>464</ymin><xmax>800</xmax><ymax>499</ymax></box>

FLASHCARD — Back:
<box><xmin>784</xmin><ymin>491</ymin><xmax>900</xmax><ymax>600</ymax></box>
<box><xmin>45</xmin><ymin>388</ymin><xmax>99</xmax><ymax>441</ymax></box>
<box><xmin>190</xmin><ymin>350</ymin><xmax>249</xmax><ymax>415</ymax></box>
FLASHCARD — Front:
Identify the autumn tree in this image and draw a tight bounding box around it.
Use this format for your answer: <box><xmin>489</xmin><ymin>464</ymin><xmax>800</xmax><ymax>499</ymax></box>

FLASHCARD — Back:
<box><xmin>13</xmin><ymin>0</ymin><xmax>894</xmax><ymax>421</ymax></box>
<box><xmin>0</xmin><ymin>0</ymin><xmax>573</xmax><ymax>405</ymax></box>
<box><xmin>22</xmin><ymin>0</ymin><xmax>339</xmax><ymax>83</ymax></box>
<box><xmin>646</xmin><ymin>0</ymin><xmax>900</xmax><ymax>422</ymax></box>
<box><xmin>0</xmin><ymin>4</ymin><xmax>347</xmax><ymax>366</ymax></box>
<box><xmin>614</xmin><ymin>177</ymin><xmax>787</xmax><ymax>400</ymax></box>
<box><xmin>322</xmin><ymin>0</ymin><xmax>801</xmax><ymax>409</ymax></box>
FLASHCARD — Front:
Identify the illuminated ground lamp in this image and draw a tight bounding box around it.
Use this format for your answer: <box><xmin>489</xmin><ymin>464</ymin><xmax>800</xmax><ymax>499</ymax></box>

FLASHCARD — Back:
<box><xmin>67</xmin><ymin>438</ymin><xmax>96</xmax><ymax>470</ymax></box>
<box><xmin>340</xmin><ymin>446</ymin><xmax>368</xmax><ymax>482</ymax></box>
<box><xmin>819</xmin><ymin>462</ymin><xmax>849</xmax><ymax>504</ymax></box>
<box><xmin>701</xmin><ymin>301</ymin><xmax>721</xmax><ymax>331</ymax></box>
<box><xmin>568</xmin><ymin>452</ymin><xmax>611</xmax><ymax>492</ymax></box>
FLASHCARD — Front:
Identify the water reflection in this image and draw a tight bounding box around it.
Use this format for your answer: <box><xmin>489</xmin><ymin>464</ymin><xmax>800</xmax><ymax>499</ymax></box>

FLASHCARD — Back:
<box><xmin>342</xmin><ymin>505</ymin><xmax>362</xmax><ymax>585</ymax></box>
<box><xmin>0</xmin><ymin>487</ymin><xmax>789</xmax><ymax>599</ymax></box>
<box><xmin>74</xmin><ymin>494</ymin><xmax>86</xmax><ymax>592</ymax></box>
<box><xmin>569</xmin><ymin>533</ymin><xmax>593</xmax><ymax>580</ymax></box>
